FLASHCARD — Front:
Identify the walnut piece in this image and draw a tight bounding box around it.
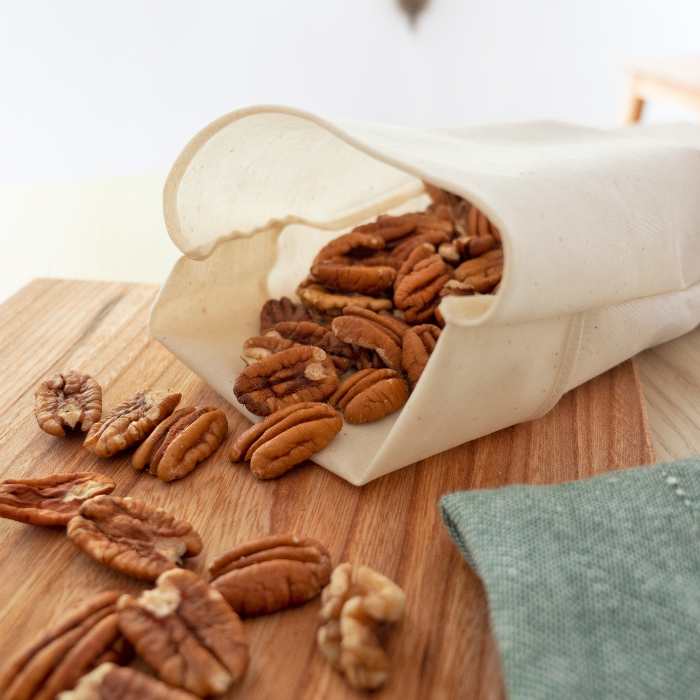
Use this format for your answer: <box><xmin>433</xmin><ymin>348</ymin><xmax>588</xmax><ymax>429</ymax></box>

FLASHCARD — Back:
<box><xmin>329</xmin><ymin>369</ymin><xmax>409</xmax><ymax>425</ymax></box>
<box><xmin>132</xmin><ymin>406</ymin><xmax>228</xmax><ymax>482</ymax></box>
<box><xmin>234</xmin><ymin>345</ymin><xmax>338</xmax><ymax>417</ymax></box>
<box><xmin>229</xmin><ymin>402</ymin><xmax>343</xmax><ymax>479</ymax></box>
<box><xmin>402</xmin><ymin>324</ymin><xmax>441</xmax><ymax>386</ymax></box>
<box><xmin>454</xmin><ymin>248</ymin><xmax>503</xmax><ymax>293</ymax></box>
<box><xmin>34</xmin><ymin>371</ymin><xmax>102</xmax><ymax>437</ymax></box>
<box><xmin>260</xmin><ymin>297</ymin><xmax>312</xmax><ymax>334</ymax></box>
<box><xmin>317</xmin><ymin>563</ymin><xmax>406</xmax><ymax>690</ymax></box>
<box><xmin>209</xmin><ymin>534</ymin><xmax>332</xmax><ymax>616</ymax></box>
<box><xmin>0</xmin><ymin>591</ymin><xmax>132</xmax><ymax>700</ymax></box>
<box><xmin>83</xmin><ymin>389</ymin><xmax>181</xmax><ymax>458</ymax></box>
<box><xmin>296</xmin><ymin>282</ymin><xmax>392</xmax><ymax>324</ymax></box>
<box><xmin>57</xmin><ymin>663</ymin><xmax>199</xmax><ymax>700</ymax></box>
<box><xmin>0</xmin><ymin>472</ymin><xmax>116</xmax><ymax>526</ymax></box>
<box><xmin>332</xmin><ymin>309</ymin><xmax>403</xmax><ymax>371</ymax></box>
<box><xmin>66</xmin><ymin>495</ymin><xmax>203</xmax><ymax>580</ymax></box>
<box><xmin>117</xmin><ymin>569</ymin><xmax>249</xmax><ymax>696</ymax></box>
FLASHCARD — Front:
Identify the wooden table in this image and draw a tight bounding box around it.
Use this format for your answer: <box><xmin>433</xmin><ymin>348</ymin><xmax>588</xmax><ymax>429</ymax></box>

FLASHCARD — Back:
<box><xmin>0</xmin><ymin>278</ymin><xmax>674</xmax><ymax>699</ymax></box>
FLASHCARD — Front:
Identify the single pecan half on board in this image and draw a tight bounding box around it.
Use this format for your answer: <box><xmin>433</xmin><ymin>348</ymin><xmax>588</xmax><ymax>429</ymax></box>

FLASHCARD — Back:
<box><xmin>241</xmin><ymin>335</ymin><xmax>294</xmax><ymax>366</ymax></box>
<box><xmin>332</xmin><ymin>307</ymin><xmax>403</xmax><ymax>371</ymax></box>
<box><xmin>317</xmin><ymin>563</ymin><xmax>406</xmax><ymax>691</ymax></box>
<box><xmin>296</xmin><ymin>282</ymin><xmax>393</xmax><ymax>324</ymax></box>
<box><xmin>57</xmin><ymin>663</ymin><xmax>199</xmax><ymax>700</ymax></box>
<box><xmin>132</xmin><ymin>407</ymin><xmax>228</xmax><ymax>482</ymax></box>
<box><xmin>209</xmin><ymin>534</ymin><xmax>332</xmax><ymax>616</ymax></box>
<box><xmin>234</xmin><ymin>345</ymin><xmax>338</xmax><ymax>417</ymax></box>
<box><xmin>66</xmin><ymin>495</ymin><xmax>203</xmax><ymax>580</ymax></box>
<box><xmin>260</xmin><ymin>297</ymin><xmax>312</xmax><ymax>334</ymax></box>
<box><xmin>454</xmin><ymin>248</ymin><xmax>503</xmax><ymax>293</ymax></box>
<box><xmin>328</xmin><ymin>369</ymin><xmax>409</xmax><ymax>425</ymax></box>
<box><xmin>0</xmin><ymin>472</ymin><xmax>116</xmax><ymax>526</ymax></box>
<box><xmin>34</xmin><ymin>371</ymin><xmax>102</xmax><ymax>437</ymax></box>
<box><xmin>117</xmin><ymin>569</ymin><xmax>249</xmax><ymax>697</ymax></box>
<box><xmin>229</xmin><ymin>402</ymin><xmax>343</xmax><ymax>479</ymax></box>
<box><xmin>83</xmin><ymin>389</ymin><xmax>181</xmax><ymax>458</ymax></box>
<box><xmin>394</xmin><ymin>244</ymin><xmax>453</xmax><ymax>324</ymax></box>
<box><xmin>402</xmin><ymin>324</ymin><xmax>441</xmax><ymax>386</ymax></box>
<box><xmin>0</xmin><ymin>591</ymin><xmax>132</xmax><ymax>700</ymax></box>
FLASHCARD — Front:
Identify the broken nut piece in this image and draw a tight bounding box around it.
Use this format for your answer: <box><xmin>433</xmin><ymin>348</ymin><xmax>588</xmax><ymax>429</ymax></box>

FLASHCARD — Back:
<box><xmin>229</xmin><ymin>402</ymin><xmax>343</xmax><ymax>479</ymax></box>
<box><xmin>132</xmin><ymin>406</ymin><xmax>228</xmax><ymax>482</ymax></box>
<box><xmin>66</xmin><ymin>495</ymin><xmax>203</xmax><ymax>580</ymax></box>
<box><xmin>328</xmin><ymin>369</ymin><xmax>409</xmax><ymax>425</ymax></box>
<box><xmin>83</xmin><ymin>389</ymin><xmax>181</xmax><ymax>458</ymax></box>
<box><xmin>34</xmin><ymin>371</ymin><xmax>102</xmax><ymax>437</ymax></box>
<box><xmin>402</xmin><ymin>324</ymin><xmax>441</xmax><ymax>386</ymax></box>
<box><xmin>117</xmin><ymin>569</ymin><xmax>249</xmax><ymax>697</ymax></box>
<box><xmin>0</xmin><ymin>472</ymin><xmax>116</xmax><ymax>526</ymax></box>
<box><xmin>209</xmin><ymin>534</ymin><xmax>332</xmax><ymax>616</ymax></box>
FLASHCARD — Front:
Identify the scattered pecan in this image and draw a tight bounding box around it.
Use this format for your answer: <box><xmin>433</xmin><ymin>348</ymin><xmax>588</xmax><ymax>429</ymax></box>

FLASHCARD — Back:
<box><xmin>66</xmin><ymin>495</ymin><xmax>203</xmax><ymax>580</ymax></box>
<box><xmin>0</xmin><ymin>472</ymin><xmax>116</xmax><ymax>526</ymax></box>
<box><xmin>454</xmin><ymin>248</ymin><xmax>503</xmax><ymax>293</ymax></box>
<box><xmin>0</xmin><ymin>591</ymin><xmax>131</xmax><ymax>700</ymax></box>
<box><xmin>131</xmin><ymin>406</ymin><xmax>228</xmax><ymax>482</ymax></box>
<box><xmin>317</xmin><ymin>563</ymin><xmax>406</xmax><ymax>690</ymax></box>
<box><xmin>209</xmin><ymin>534</ymin><xmax>332</xmax><ymax>615</ymax></box>
<box><xmin>296</xmin><ymin>282</ymin><xmax>392</xmax><ymax>323</ymax></box>
<box><xmin>402</xmin><ymin>324</ymin><xmax>441</xmax><ymax>386</ymax></box>
<box><xmin>34</xmin><ymin>371</ymin><xmax>102</xmax><ymax>437</ymax></box>
<box><xmin>57</xmin><ymin>663</ymin><xmax>199</xmax><ymax>700</ymax></box>
<box><xmin>83</xmin><ymin>389</ymin><xmax>181</xmax><ymax>458</ymax></box>
<box><xmin>394</xmin><ymin>244</ymin><xmax>452</xmax><ymax>324</ymax></box>
<box><xmin>270</xmin><ymin>321</ymin><xmax>360</xmax><ymax>374</ymax></box>
<box><xmin>332</xmin><ymin>308</ymin><xmax>403</xmax><ymax>371</ymax></box>
<box><xmin>328</xmin><ymin>369</ymin><xmax>409</xmax><ymax>424</ymax></box>
<box><xmin>241</xmin><ymin>334</ymin><xmax>294</xmax><ymax>365</ymax></box>
<box><xmin>234</xmin><ymin>345</ymin><xmax>338</xmax><ymax>417</ymax></box>
<box><xmin>117</xmin><ymin>569</ymin><xmax>249</xmax><ymax>696</ymax></box>
<box><xmin>260</xmin><ymin>297</ymin><xmax>312</xmax><ymax>334</ymax></box>
<box><xmin>229</xmin><ymin>402</ymin><xmax>343</xmax><ymax>479</ymax></box>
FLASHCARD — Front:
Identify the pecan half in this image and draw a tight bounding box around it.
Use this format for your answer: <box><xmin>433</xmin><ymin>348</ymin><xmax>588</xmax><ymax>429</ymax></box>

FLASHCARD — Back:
<box><xmin>0</xmin><ymin>591</ymin><xmax>131</xmax><ymax>700</ymax></box>
<box><xmin>241</xmin><ymin>335</ymin><xmax>294</xmax><ymax>365</ymax></box>
<box><xmin>467</xmin><ymin>204</ymin><xmax>501</xmax><ymax>242</ymax></box>
<box><xmin>270</xmin><ymin>321</ymin><xmax>360</xmax><ymax>374</ymax></box>
<box><xmin>401</xmin><ymin>324</ymin><xmax>441</xmax><ymax>386</ymax></box>
<box><xmin>131</xmin><ymin>407</ymin><xmax>228</xmax><ymax>482</ymax></box>
<box><xmin>318</xmin><ymin>563</ymin><xmax>406</xmax><ymax>690</ymax></box>
<box><xmin>332</xmin><ymin>309</ymin><xmax>403</xmax><ymax>371</ymax></box>
<box><xmin>83</xmin><ymin>389</ymin><xmax>181</xmax><ymax>458</ymax></box>
<box><xmin>57</xmin><ymin>663</ymin><xmax>199</xmax><ymax>700</ymax></box>
<box><xmin>296</xmin><ymin>282</ymin><xmax>393</xmax><ymax>323</ymax></box>
<box><xmin>66</xmin><ymin>495</ymin><xmax>203</xmax><ymax>580</ymax></box>
<box><xmin>234</xmin><ymin>345</ymin><xmax>339</xmax><ymax>417</ymax></box>
<box><xmin>0</xmin><ymin>472</ymin><xmax>116</xmax><ymax>526</ymax></box>
<box><xmin>434</xmin><ymin>280</ymin><xmax>476</xmax><ymax>326</ymax></box>
<box><xmin>34</xmin><ymin>372</ymin><xmax>102</xmax><ymax>437</ymax></box>
<box><xmin>117</xmin><ymin>569</ymin><xmax>249</xmax><ymax>696</ymax></box>
<box><xmin>328</xmin><ymin>369</ymin><xmax>409</xmax><ymax>425</ymax></box>
<box><xmin>209</xmin><ymin>534</ymin><xmax>332</xmax><ymax>615</ymax></box>
<box><xmin>229</xmin><ymin>402</ymin><xmax>343</xmax><ymax>479</ymax></box>
<box><xmin>454</xmin><ymin>248</ymin><xmax>503</xmax><ymax>293</ymax></box>
<box><xmin>260</xmin><ymin>297</ymin><xmax>312</xmax><ymax>334</ymax></box>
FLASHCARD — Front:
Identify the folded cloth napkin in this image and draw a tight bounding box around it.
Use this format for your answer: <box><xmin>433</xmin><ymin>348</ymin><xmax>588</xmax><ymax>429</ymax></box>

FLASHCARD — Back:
<box><xmin>440</xmin><ymin>457</ymin><xmax>700</xmax><ymax>700</ymax></box>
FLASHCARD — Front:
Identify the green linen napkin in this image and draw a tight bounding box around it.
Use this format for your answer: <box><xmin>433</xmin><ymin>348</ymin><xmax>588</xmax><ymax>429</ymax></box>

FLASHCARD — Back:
<box><xmin>440</xmin><ymin>457</ymin><xmax>700</xmax><ymax>700</ymax></box>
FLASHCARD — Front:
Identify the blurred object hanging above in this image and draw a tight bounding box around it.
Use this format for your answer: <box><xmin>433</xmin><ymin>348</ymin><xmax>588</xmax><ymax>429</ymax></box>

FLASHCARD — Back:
<box><xmin>397</xmin><ymin>0</ymin><xmax>430</xmax><ymax>24</ymax></box>
<box><xmin>621</xmin><ymin>57</ymin><xmax>700</xmax><ymax>124</ymax></box>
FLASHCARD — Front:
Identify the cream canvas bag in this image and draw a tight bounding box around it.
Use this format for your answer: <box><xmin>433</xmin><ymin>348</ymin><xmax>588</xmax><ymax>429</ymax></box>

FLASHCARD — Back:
<box><xmin>150</xmin><ymin>106</ymin><xmax>700</xmax><ymax>485</ymax></box>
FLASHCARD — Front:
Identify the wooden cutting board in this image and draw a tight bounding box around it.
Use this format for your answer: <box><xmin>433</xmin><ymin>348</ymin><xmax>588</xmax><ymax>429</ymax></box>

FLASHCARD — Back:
<box><xmin>0</xmin><ymin>279</ymin><xmax>655</xmax><ymax>699</ymax></box>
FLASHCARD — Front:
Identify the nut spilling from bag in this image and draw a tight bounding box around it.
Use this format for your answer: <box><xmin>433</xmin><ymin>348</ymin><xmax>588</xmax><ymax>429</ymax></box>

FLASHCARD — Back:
<box><xmin>0</xmin><ymin>591</ymin><xmax>133</xmax><ymax>700</ymax></box>
<box><xmin>317</xmin><ymin>563</ymin><xmax>406</xmax><ymax>690</ymax></box>
<box><xmin>0</xmin><ymin>472</ymin><xmax>116</xmax><ymax>526</ymax></box>
<box><xmin>209</xmin><ymin>534</ymin><xmax>332</xmax><ymax>616</ymax></box>
<box><xmin>117</xmin><ymin>569</ymin><xmax>249</xmax><ymax>696</ymax></box>
<box><xmin>34</xmin><ymin>371</ymin><xmax>103</xmax><ymax>436</ymax></box>
<box><xmin>66</xmin><ymin>495</ymin><xmax>203</xmax><ymax>580</ymax></box>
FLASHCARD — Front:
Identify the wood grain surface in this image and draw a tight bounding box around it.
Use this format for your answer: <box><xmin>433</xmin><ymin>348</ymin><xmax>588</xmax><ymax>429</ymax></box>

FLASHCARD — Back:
<box><xmin>0</xmin><ymin>279</ymin><xmax>655</xmax><ymax>700</ymax></box>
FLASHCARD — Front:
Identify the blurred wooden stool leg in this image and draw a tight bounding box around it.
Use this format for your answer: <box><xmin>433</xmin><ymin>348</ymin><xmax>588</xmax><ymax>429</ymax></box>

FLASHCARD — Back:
<box><xmin>620</xmin><ymin>77</ymin><xmax>645</xmax><ymax>125</ymax></box>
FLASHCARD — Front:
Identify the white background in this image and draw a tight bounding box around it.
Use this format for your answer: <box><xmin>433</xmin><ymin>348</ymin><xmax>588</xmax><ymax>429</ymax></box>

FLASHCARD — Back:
<box><xmin>1</xmin><ymin>0</ymin><xmax>699</xmax><ymax>185</ymax></box>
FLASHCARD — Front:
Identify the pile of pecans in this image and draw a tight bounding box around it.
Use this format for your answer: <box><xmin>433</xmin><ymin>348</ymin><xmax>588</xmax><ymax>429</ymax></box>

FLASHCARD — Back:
<box><xmin>232</xmin><ymin>184</ymin><xmax>504</xmax><ymax>478</ymax></box>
